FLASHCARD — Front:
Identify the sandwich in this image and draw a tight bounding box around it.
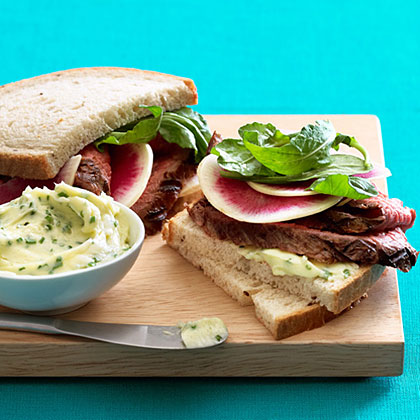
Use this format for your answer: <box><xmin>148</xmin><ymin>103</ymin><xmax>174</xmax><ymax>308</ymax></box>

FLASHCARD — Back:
<box><xmin>0</xmin><ymin>67</ymin><xmax>212</xmax><ymax>234</ymax></box>
<box><xmin>163</xmin><ymin>120</ymin><xmax>418</xmax><ymax>339</ymax></box>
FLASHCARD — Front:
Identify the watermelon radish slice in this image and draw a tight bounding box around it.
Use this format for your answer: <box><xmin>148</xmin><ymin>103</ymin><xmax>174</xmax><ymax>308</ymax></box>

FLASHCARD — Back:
<box><xmin>247</xmin><ymin>162</ymin><xmax>391</xmax><ymax>197</ymax></box>
<box><xmin>179</xmin><ymin>174</ymin><xmax>200</xmax><ymax>197</ymax></box>
<box><xmin>355</xmin><ymin>163</ymin><xmax>391</xmax><ymax>179</ymax></box>
<box><xmin>0</xmin><ymin>155</ymin><xmax>84</xmax><ymax>205</ymax></box>
<box><xmin>55</xmin><ymin>155</ymin><xmax>82</xmax><ymax>185</ymax></box>
<box><xmin>247</xmin><ymin>180</ymin><xmax>317</xmax><ymax>197</ymax></box>
<box><xmin>110</xmin><ymin>143</ymin><xmax>153</xmax><ymax>207</ymax></box>
<box><xmin>0</xmin><ymin>178</ymin><xmax>43</xmax><ymax>205</ymax></box>
<box><xmin>198</xmin><ymin>155</ymin><xmax>342</xmax><ymax>223</ymax></box>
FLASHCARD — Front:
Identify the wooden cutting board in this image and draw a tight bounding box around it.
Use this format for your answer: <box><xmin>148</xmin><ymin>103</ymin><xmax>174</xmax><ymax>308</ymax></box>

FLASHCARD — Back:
<box><xmin>0</xmin><ymin>115</ymin><xmax>404</xmax><ymax>377</ymax></box>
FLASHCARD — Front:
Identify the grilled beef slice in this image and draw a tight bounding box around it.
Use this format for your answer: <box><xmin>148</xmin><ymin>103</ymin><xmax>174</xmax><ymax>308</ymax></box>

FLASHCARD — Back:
<box><xmin>72</xmin><ymin>135</ymin><xmax>197</xmax><ymax>235</ymax></box>
<box><xmin>131</xmin><ymin>141</ymin><xmax>196</xmax><ymax>235</ymax></box>
<box><xmin>318</xmin><ymin>192</ymin><xmax>416</xmax><ymax>234</ymax></box>
<box><xmin>74</xmin><ymin>144</ymin><xmax>112</xmax><ymax>195</ymax></box>
<box><xmin>188</xmin><ymin>198</ymin><xmax>418</xmax><ymax>272</ymax></box>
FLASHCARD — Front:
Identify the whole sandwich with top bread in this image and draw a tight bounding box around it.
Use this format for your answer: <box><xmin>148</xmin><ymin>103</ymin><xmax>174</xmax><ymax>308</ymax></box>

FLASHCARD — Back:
<box><xmin>0</xmin><ymin>67</ymin><xmax>213</xmax><ymax>234</ymax></box>
<box><xmin>163</xmin><ymin>120</ymin><xmax>417</xmax><ymax>339</ymax></box>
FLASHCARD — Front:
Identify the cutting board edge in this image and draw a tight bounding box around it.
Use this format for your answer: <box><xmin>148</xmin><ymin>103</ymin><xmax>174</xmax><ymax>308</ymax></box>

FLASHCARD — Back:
<box><xmin>0</xmin><ymin>340</ymin><xmax>404</xmax><ymax>377</ymax></box>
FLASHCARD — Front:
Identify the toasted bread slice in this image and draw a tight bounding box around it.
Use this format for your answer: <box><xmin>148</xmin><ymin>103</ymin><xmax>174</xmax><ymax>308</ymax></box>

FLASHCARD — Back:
<box><xmin>0</xmin><ymin>68</ymin><xmax>197</xmax><ymax>179</ymax></box>
<box><xmin>162</xmin><ymin>210</ymin><xmax>385</xmax><ymax>339</ymax></box>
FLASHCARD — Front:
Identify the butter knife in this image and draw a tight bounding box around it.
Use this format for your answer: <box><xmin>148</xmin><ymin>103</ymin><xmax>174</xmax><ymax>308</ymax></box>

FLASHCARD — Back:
<box><xmin>0</xmin><ymin>313</ymin><xmax>228</xmax><ymax>349</ymax></box>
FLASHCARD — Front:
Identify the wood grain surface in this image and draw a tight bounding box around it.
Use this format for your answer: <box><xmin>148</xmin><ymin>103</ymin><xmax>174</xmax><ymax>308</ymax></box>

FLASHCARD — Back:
<box><xmin>0</xmin><ymin>115</ymin><xmax>404</xmax><ymax>377</ymax></box>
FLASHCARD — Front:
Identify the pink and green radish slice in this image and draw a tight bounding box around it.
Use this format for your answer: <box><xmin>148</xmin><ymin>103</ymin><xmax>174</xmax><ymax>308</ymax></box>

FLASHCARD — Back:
<box><xmin>55</xmin><ymin>155</ymin><xmax>82</xmax><ymax>185</ymax></box>
<box><xmin>247</xmin><ymin>180</ymin><xmax>317</xmax><ymax>197</ymax></box>
<box><xmin>0</xmin><ymin>178</ymin><xmax>41</xmax><ymax>205</ymax></box>
<box><xmin>179</xmin><ymin>174</ymin><xmax>200</xmax><ymax>197</ymax></box>
<box><xmin>355</xmin><ymin>163</ymin><xmax>391</xmax><ymax>179</ymax></box>
<box><xmin>110</xmin><ymin>143</ymin><xmax>153</xmax><ymax>207</ymax></box>
<box><xmin>247</xmin><ymin>163</ymin><xmax>391</xmax><ymax>197</ymax></box>
<box><xmin>197</xmin><ymin>155</ymin><xmax>342</xmax><ymax>223</ymax></box>
<box><xmin>0</xmin><ymin>156</ymin><xmax>83</xmax><ymax>205</ymax></box>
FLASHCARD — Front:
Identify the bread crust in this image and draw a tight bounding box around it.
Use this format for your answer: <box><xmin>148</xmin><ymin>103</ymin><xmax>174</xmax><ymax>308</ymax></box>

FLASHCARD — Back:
<box><xmin>0</xmin><ymin>67</ymin><xmax>198</xmax><ymax>179</ymax></box>
<box><xmin>331</xmin><ymin>264</ymin><xmax>384</xmax><ymax>313</ymax></box>
<box><xmin>0</xmin><ymin>152</ymin><xmax>56</xmax><ymax>179</ymax></box>
<box><xmin>0</xmin><ymin>67</ymin><xmax>198</xmax><ymax>104</ymax></box>
<box><xmin>261</xmin><ymin>303</ymin><xmax>337</xmax><ymax>340</ymax></box>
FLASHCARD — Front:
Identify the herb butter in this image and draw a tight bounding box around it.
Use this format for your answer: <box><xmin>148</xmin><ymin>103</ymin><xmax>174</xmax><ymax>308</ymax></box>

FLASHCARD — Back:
<box><xmin>178</xmin><ymin>317</ymin><xmax>228</xmax><ymax>348</ymax></box>
<box><xmin>0</xmin><ymin>183</ymin><xmax>130</xmax><ymax>275</ymax></box>
<box><xmin>238</xmin><ymin>246</ymin><xmax>358</xmax><ymax>281</ymax></box>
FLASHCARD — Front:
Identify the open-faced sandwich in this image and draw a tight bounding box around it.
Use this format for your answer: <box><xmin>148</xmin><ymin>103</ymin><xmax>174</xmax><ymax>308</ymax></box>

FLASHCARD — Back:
<box><xmin>163</xmin><ymin>120</ymin><xmax>417</xmax><ymax>339</ymax></box>
<box><xmin>0</xmin><ymin>67</ymin><xmax>212</xmax><ymax>234</ymax></box>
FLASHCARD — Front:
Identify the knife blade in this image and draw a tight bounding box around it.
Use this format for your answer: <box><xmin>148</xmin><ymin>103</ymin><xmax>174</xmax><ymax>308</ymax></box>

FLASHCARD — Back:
<box><xmin>0</xmin><ymin>312</ymin><xmax>227</xmax><ymax>349</ymax></box>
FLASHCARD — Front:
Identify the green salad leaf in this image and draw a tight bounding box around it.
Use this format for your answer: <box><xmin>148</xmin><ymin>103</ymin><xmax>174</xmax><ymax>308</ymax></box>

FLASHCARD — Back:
<box><xmin>95</xmin><ymin>106</ymin><xmax>163</xmax><ymax>151</ymax></box>
<box><xmin>238</xmin><ymin>122</ymin><xmax>289</xmax><ymax>147</ymax></box>
<box><xmin>166</xmin><ymin>107</ymin><xmax>211</xmax><ymax>157</ymax></box>
<box><xmin>309</xmin><ymin>174</ymin><xmax>378</xmax><ymax>199</ymax></box>
<box><xmin>212</xmin><ymin>120</ymin><xmax>378</xmax><ymax>199</ymax></box>
<box><xmin>212</xmin><ymin>138</ymin><xmax>275</xmax><ymax>177</ymax></box>
<box><xmin>213</xmin><ymin>120</ymin><xmax>338</xmax><ymax>176</ymax></box>
<box><xmin>333</xmin><ymin>133</ymin><xmax>371</xmax><ymax>168</ymax></box>
<box><xmin>222</xmin><ymin>155</ymin><xmax>371</xmax><ymax>184</ymax></box>
<box><xmin>243</xmin><ymin>120</ymin><xmax>336</xmax><ymax>176</ymax></box>
<box><xmin>94</xmin><ymin>106</ymin><xmax>211</xmax><ymax>162</ymax></box>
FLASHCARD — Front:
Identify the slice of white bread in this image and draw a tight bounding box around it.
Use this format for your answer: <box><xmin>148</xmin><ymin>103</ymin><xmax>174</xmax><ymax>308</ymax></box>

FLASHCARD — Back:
<box><xmin>162</xmin><ymin>209</ymin><xmax>385</xmax><ymax>339</ymax></box>
<box><xmin>0</xmin><ymin>67</ymin><xmax>197</xmax><ymax>179</ymax></box>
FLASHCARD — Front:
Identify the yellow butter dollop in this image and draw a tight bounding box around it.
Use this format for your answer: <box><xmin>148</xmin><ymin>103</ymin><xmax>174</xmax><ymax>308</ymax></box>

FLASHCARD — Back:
<box><xmin>178</xmin><ymin>317</ymin><xmax>228</xmax><ymax>348</ymax></box>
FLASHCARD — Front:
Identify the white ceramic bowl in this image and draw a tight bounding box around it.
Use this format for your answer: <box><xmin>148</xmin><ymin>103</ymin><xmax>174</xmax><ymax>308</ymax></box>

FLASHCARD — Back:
<box><xmin>0</xmin><ymin>203</ymin><xmax>145</xmax><ymax>315</ymax></box>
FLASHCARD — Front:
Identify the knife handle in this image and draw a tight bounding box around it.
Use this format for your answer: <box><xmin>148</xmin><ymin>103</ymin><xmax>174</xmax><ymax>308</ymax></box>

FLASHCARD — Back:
<box><xmin>0</xmin><ymin>312</ymin><xmax>61</xmax><ymax>335</ymax></box>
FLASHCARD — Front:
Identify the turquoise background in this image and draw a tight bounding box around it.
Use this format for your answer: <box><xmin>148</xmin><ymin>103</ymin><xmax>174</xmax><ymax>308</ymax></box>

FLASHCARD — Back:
<box><xmin>0</xmin><ymin>0</ymin><xmax>419</xmax><ymax>418</ymax></box>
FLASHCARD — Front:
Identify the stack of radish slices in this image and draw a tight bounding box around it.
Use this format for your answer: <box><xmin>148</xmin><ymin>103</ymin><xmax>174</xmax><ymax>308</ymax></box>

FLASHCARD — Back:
<box><xmin>198</xmin><ymin>154</ymin><xmax>391</xmax><ymax>223</ymax></box>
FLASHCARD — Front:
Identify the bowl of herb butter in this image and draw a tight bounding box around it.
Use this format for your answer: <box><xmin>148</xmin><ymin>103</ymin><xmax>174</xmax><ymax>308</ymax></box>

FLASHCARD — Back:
<box><xmin>0</xmin><ymin>183</ymin><xmax>145</xmax><ymax>314</ymax></box>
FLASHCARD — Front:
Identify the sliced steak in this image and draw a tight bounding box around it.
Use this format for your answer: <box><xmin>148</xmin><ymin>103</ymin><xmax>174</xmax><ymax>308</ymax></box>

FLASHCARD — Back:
<box><xmin>131</xmin><ymin>144</ymin><xmax>195</xmax><ymax>235</ymax></box>
<box><xmin>73</xmin><ymin>145</ymin><xmax>112</xmax><ymax>195</ymax></box>
<box><xmin>188</xmin><ymin>198</ymin><xmax>418</xmax><ymax>272</ymax></box>
<box><xmin>319</xmin><ymin>192</ymin><xmax>416</xmax><ymax>234</ymax></box>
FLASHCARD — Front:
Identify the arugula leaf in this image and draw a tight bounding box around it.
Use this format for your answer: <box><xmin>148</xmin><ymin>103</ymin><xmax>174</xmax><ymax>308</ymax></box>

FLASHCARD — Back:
<box><xmin>333</xmin><ymin>133</ymin><xmax>371</xmax><ymax>167</ymax></box>
<box><xmin>309</xmin><ymin>174</ymin><xmax>378</xmax><ymax>199</ymax></box>
<box><xmin>212</xmin><ymin>118</ymin><xmax>380</xmax><ymax>199</ymax></box>
<box><xmin>212</xmin><ymin>121</ymin><xmax>336</xmax><ymax>177</ymax></box>
<box><xmin>95</xmin><ymin>106</ymin><xmax>163</xmax><ymax>151</ymax></box>
<box><xmin>242</xmin><ymin>120</ymin><xmax>336</xmax><ymax>176</ymax></box>
<box><xmin>94</xmin><ymin>106</ymin><xmax>211</xmax><ymax>161</ymax></box>
<box><xmin>162</xmin><ymin>109</ymin><xmax>209</xmax><ymax>159</ymax></box>
<box><xmin>239</xmin><ymin>122</ymin><xmax>290</xmax><ymax>147</ymax></box>
<box><xmin>159</xmin><ymin>117</ymin><xmax>198</xmax><ymax>154</ymax></box>
<box><xmin>140</xmin><ymin>105</ymin><xmax>163</xmax><ymax>118</ymax></box>
<box><xmin>213</xmin><ymin>139</ymin><xmax>275</xmax><ymax>177</ymax></box>
<box><xmin>220</xmin><ymin>154</ymin><xmax>371</xmax><ymax>184</ymax></box>
<box><xmin>296</xmin><ymin>154</ymin><xmax>372</xmax><ymax>180</ymax></box>
<box><xmin>169</xmin><ymin>107</ymin><xmax>212</xmax><ymax>156</ymax></box>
